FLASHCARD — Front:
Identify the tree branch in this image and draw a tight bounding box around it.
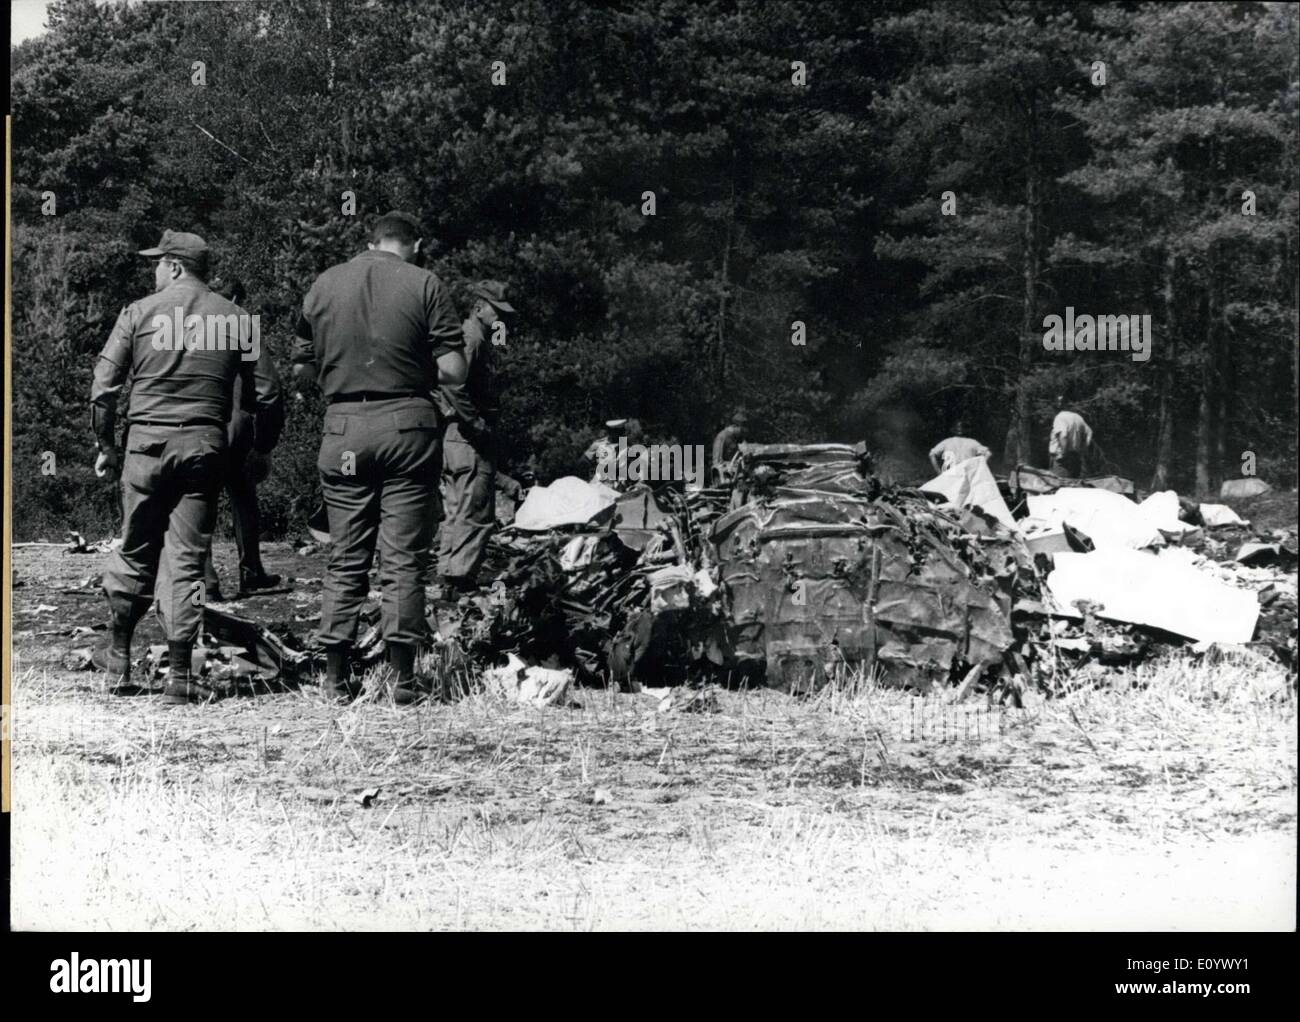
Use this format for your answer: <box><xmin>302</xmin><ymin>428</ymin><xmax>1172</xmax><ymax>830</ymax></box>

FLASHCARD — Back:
<box><xmin>191</xmin><ymin>120</ymin><xmax>255</xmax><ymax>166</ymax></box>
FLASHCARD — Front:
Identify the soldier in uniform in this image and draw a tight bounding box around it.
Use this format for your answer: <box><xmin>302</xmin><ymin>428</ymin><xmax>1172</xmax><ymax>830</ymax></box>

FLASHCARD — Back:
<box><xmin>202</xmin><ymin>277</ymin><xmax>283</xmax><ymax>600</ymax></box>
<box><xmin>435</xmin><ymin>280</ymin><xmax>514</xmax><ymax>594</ymax></box>
<box><xmin>292</xmin><ymin>211</ymin><xmax>466</xmax><ymax>704</ymax></box>
<box><xmin>91</xmin><ymin>230</ymin><xmax>284</xmax><ymax>704</ymax></box>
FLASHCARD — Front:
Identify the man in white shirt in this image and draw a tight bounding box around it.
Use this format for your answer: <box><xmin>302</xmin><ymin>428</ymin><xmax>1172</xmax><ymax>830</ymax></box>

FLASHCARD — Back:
<box><xmin>928</xmin><ymin>422</ymin><xmax>991</xmax><ymax>474</ymax></box>
<box><xmin>1049</xmin><ymin>397</ymin><xmax>1093</xmax><ymax>479</ymax></box>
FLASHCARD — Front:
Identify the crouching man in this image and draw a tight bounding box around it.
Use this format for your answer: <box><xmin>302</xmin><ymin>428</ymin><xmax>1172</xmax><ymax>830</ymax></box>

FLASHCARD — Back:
<box><xmin>928</xmin><ymin>422</ymin><xmax>991</xmax><ymax>474</ymax></box>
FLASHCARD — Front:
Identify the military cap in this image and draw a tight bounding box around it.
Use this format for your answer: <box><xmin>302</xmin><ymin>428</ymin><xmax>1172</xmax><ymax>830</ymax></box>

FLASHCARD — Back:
<box><xmin>138</xmin><ymin>229</ymin><xmax>209</xmax><ymax>261</ymax></box>
<box><xmin>605</xmin><ymin>418</ymin><xmax>629</xmax><ymax>429</ymax></box>
<box><xmin>469</xmin><ymin>280</ymin><xmax>515</xmax><ymax>313</ymax></box>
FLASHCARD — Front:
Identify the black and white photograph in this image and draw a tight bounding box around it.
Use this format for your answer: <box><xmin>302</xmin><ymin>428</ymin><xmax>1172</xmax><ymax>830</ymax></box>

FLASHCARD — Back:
<box><xmin>4</xmin><ymin>0</ymin><xmax>1297</xmax><ymax>948</ymax></box>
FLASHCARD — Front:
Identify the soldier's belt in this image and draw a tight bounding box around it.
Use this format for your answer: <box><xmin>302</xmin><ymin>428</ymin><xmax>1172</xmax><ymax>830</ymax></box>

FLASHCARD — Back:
<box><xmin>129</xmin><ymin>418</ymin><xmax>225</xmax><ymax>429</ymax></box>
<box><xmin>328</xmin><ymin>391</ymin><xmax>426</xmax><ymax>404</ymax></box>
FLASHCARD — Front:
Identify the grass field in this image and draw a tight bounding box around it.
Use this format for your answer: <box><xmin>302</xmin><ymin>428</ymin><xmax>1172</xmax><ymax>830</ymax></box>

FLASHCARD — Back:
<box><xmin>9</xmin><ymin>542</ymin><xmax>1297</xmax><ymax>931</ymax></box>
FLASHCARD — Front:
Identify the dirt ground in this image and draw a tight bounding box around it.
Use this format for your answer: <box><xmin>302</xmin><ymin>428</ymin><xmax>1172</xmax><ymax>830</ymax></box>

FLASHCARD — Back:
<box><xmin>8</xmin><ymin>539</ymin><xmax>1298</xmax><ymax>931</ymax></box>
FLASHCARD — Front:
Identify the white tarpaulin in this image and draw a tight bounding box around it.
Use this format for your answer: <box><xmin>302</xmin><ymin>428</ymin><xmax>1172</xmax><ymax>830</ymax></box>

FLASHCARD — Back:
<box><xmin>513</xmin><ymin>476</ymin><xmax>619</xmax><ymax>532</ymax></box>
<box><xmin>1136</xmin><ymin>490</ymin><xmax>1201</xmax><ymax>542</ymax></box>
<box><xmin>1046</xmin><ymin>549</ymin><xmax>1259</xmax><ymax>644</ymax></box>
<box><xmin>920</xmin><ymin>455</ymin><xmax>1015</xmax><ymax>529</ymax></box>
<box><xmin>1199</xmin><ymin>503</ymin><xmax>1246</xmax><ymax>528</ymax></box>
<box><xmin>1027</xmin><ymin>487</ymin><xmax>1165</xmax><ymax>550</ymax></box>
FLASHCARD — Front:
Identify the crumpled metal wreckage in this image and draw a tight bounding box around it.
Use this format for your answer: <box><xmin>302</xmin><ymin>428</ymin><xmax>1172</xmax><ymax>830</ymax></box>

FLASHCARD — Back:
<box><xmin>709</xmin><ymin>444</ymin><xmax>1031</xmax><ymax>693</ymax></box>
<box><xmin>421</xmin><ymin>443</ymin><xmax>1040</xmax><ymax>697</ymax></box>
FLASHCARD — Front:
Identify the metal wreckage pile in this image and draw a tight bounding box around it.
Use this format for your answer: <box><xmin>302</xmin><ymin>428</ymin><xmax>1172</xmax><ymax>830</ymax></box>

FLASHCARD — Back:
<box><xmin>425</xmin><ymin>443</ymin><xmax>1058</xmax><ymax>701</ymax></box>
<box><xmin>178</xmin><ymin>442</ymin><xmax>1295</xmax><ymax>702</ymax></box>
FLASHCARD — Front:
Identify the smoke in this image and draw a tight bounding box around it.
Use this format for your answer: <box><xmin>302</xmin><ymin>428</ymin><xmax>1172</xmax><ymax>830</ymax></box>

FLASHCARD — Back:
<box><xmin>860</xmin><ymin>402</ymin><xmax>935</xmax><ymax>484</ymax></box>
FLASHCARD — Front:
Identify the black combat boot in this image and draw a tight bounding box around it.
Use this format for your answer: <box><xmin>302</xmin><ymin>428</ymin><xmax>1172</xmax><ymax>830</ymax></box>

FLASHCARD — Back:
<box><xmin>162</xmin><ymin>641</ymin><xmax>216</xmax><ymax>705</ymax></box>
<box><xmin>91</xmin><ymin>621</ymin><xmax>133</xmax><ymax>689</ymax></box>
<box><xmin>92</xmin><ymin>594</ymin><xmax>146</xmax><ymax>691</ymax></box>
<box><xmin>437</xmin><ymin>574</ymin><xmax>478</xmax><ymax>596</ymax></box>
<box><xmin>387</xmin><ymin>642</ymin><xmax>427</xmax><ymax>705</ymax></box>
<box><xmin>321</xmin><ymin>645</ymin><xmax>361</xmax><ymax>703</ymax></box>
<box><xmin>239</xmin><ymin>569</ymin><xmax>282</xmax><ymax>595</ymax></box>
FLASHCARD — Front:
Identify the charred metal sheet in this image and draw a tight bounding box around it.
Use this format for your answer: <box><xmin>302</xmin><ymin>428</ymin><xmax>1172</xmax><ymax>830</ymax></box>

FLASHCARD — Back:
<box><xmin>1009</xmin><ymin>464</ymin><xmax>1135</xmax><ymax>498</ymax></box>
<box><xmin>611</xmin><ymin>483</ymin><xmax>676</xmax><ymax>551</ymax></box>
<box><xmin>202</xmin><ymin>606</ymin><xmax>314</xmax><ymax>679</ymax></box>
<box><xmin>732</xmin><ymin>442</ymin><xmax>878</xmax><ymax>501</ymax></box>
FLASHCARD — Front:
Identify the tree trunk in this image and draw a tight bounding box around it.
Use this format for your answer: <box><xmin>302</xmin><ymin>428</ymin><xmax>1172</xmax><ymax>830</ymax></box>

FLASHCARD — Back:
<box><xmin>1011</xmin><ymin>153</ymin><xmax>1041</xmax><ymax>467</ymax></box>
<box><xmin>1286</xmin><ymin>229</ymin><xmax>1299</xmax><ymax>485</ymax></box>
<box><xmin>1151</xmin><ymin>248</ymin><xmax>1177</xmax><ymax>490</ymax></box>
<box><xmin>323</xmin><ymin>0</ymin><xmax>336</xmax><ymax>94</ymax></box>
<box><xmin>1194</xmin><ymin>387</ymin><xmax>1212</xmax><ymax>495</ymax></box>
<box><xmin>1195</xmin><ymin>266</ymin><xmax>1218</xmax><ymax>496</ymax></box>
<box><xmin>1209</xmin><ymin>262</ymin><xmax>1225</xmax><ymax>492</ymax></box>
<box><xmin>716</xmin><ymin>166</ymin><xmax>735</xmax><ymax>395</ymax></box>
<box><xmin>1213</xmin><ymin>366</ymin><xmax>1228</xmax><ymax>493</ymax></box>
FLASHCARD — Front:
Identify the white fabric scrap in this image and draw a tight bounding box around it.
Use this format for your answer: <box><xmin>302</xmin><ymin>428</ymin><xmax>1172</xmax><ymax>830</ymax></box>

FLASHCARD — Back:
<box><xmin>1199</xmin><ymin>503</ymin><xmax>1246</xmax><ymax>528</ymax></box>
<box><xmin>921</xmin><ymin>455</ymin><xmax>1015</xmax><ymax>529</ymax></box>
<box><xmin>1047</xmin><ymin>549</ymin><xmax>1259</xmax><ymax>644</ymax></box>
<box><xmin>1027</xmin><ymin>487</ymin><xmax>1165</xmax><ymax>550</ymax></box>
<box><xmin>514</xmin><ymin>476</ymin><xmax>618</xmax><ymax>531</ymax></box>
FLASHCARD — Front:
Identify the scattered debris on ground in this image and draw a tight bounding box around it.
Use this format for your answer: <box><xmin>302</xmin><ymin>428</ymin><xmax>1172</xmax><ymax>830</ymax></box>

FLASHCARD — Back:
<box><xmin>63</xmin><ymin>532</ymin><xmax>118</xmax><ymax>555</ymax></box>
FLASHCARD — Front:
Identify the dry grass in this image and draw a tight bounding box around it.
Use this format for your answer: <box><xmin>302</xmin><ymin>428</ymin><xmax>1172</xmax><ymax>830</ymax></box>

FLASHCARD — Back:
<box><xmin>9</xmin><ymin>544</ymin><xmax>1298</xmax><ymax>931</ymax></box>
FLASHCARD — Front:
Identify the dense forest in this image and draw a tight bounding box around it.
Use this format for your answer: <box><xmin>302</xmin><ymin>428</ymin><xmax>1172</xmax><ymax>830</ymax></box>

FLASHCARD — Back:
<box><xmin>10</xmin><ymin>0</ymin><xmax>1298</xmax><ymax>539</ymax></box>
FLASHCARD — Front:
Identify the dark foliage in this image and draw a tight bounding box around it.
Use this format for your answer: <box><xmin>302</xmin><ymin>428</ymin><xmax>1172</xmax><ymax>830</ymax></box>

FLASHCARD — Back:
<box><xmin>10</xmin><ymin>0</ymin><xmax>1297</xmax><ymax>538</ymax></box>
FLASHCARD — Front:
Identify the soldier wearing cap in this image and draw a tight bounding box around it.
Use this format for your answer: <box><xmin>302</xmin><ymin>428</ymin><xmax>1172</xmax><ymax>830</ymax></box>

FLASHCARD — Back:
<box><xmin>292</xmin><ymin>210</ymin><xmax>466</xmax><ymax>704</ymax></box>
<box><xmin>434</xmin><ymin>280</ymin><xmax>514</xmax><ymax>593</ymax></box>
<box><xmin>90</xmin><ymin>230</ymin><xmax>284</xmax><ymax>703</ymax></box>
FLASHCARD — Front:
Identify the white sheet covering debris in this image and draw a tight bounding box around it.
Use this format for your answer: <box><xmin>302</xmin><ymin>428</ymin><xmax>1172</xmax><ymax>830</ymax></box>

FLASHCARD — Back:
<box><xmin>1046</xmin><ymin>549</ymin><xmax>1260</xmax><ymax>644</ymax></box>
<box><xmin>513</xmin><ymin>476</ymin><xmax>619</xmax><ymax>531</ymax></box>
<box><xmin>1198</xmin><ymin>503</ymin><xmax>1247</xmax><ymax>528</ymax></box>
<box><xmin>920</xmin><ymin>455</ymin><xmax>1015</xmax><ymax>529</ymax></box>
<box><xmin>1137</xmin><ymin>490</ymin><xmax>1200</xmax><ymax>541</ymax></box>
<box><xmin>1027</xmin><ymin>487</ymin><xmax>1166</xmax><ymax>550</ymax></box>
